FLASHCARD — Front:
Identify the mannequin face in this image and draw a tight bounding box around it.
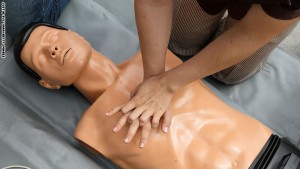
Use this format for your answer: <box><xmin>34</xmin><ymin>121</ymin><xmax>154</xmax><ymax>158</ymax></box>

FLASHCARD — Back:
<box><xmin>21</xmin><ymin>26</ymin><xmax>92</xmax><ymax>88</ymax></box>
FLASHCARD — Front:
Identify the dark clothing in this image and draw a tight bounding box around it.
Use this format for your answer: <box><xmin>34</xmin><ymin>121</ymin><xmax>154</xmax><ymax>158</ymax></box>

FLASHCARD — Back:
<box><xmin>170</xmin><ymin>0</ymin><xmax>299</xmax><ymax>84</ymax></box>
<box><xmin>196</xmin><ymin>0</ymin><xmax>300</xmax><ymax>20</ymax></box>
<box><xmin>6</xmin><ymin>0</ymin><xmax>70</xmax><ymax>38</ymax></box>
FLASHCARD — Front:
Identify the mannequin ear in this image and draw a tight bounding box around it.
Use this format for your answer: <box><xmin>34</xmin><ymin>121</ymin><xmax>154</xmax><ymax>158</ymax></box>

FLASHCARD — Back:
<box><xmin>39</xmin><ymin>80</ymin><xmax>61</xmax><ymax>90</ymax></box>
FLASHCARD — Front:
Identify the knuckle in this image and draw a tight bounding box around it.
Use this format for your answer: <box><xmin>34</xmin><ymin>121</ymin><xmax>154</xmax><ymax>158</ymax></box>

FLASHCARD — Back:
<box><xmin>133</xmin><ymin>108</ymin><xmax>143</xmax><ymax>116</ymax></box>
<box><xmin>147</xmin><ymin>109</ymin><xmax>155</xmax><ymax>116</ymax></box>
<box><xmin>133</xmin><ymin>120</ymin><xmax>140</xmax><ymax>126</ymax></box>
<box><xmin>128</xmin><ymin>116</ymin><xmax>136</xmax><ymax>123</ymax></box>
<box><xmin>152</xmin><ymin>121</ymin><xmax>158</xmax><ymax>128</ymax></box>
<box><xmin>139</xmin><ymin>122</ymin><xmax>145</xmax><ymax>127</ymax></box>
<box><xmin>157</xmin><ymin>110</ymin><xmax>165</xmax><ymax>116</ymax></box>
<box><xmin>121</xmin><ymin>107</ymin><xmax>129</xmax><ymax>113</ymax></box>
<box><xmin>131</xmin><ymin>96</ymin><xmax>139</xmax><ymax>102</ymax></box>
<box><xmin>139</xmin><ymin>117</ymin><xmax>147</xmax><ymax>123</ymax></box>
<box><xmin>132</xmin><ymin>97</ymin><xmax>142</xmax><ymax>105</ymax></box>
<box><xmin>153</xmin><ymin>114</ymin><xmax>161</xmax><ymax>121</ymax></box>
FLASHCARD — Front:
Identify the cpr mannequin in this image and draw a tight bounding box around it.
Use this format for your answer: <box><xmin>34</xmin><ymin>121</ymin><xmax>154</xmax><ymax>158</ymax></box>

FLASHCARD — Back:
<box><xmin>17</xmin><ymin>24</ymin><xmax>272</xmax><ymax>169</ymax></box>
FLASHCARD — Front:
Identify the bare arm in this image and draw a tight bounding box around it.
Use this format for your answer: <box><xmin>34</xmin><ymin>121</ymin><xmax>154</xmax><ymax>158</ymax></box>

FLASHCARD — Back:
<box><xmin>135</xmin><ymin>0</ymin><xmax>173</xmax><ymax>79</ymax></box>
<box><xmin>108</xmin><ymin>4</ymin><xmax>299</xmax><ymax>148</ymax></box>
<box><xmin>164</xmin><ymin>4</ymin><xmax>300</xmax><ymax>91</ymax></box>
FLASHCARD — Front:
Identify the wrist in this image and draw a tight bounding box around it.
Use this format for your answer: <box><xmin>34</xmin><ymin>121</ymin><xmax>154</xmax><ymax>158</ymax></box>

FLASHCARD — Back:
<box><xmin>143</xmin><ymin>69</ymin><xmax>165</xmax><ymax>80</ymax></box>
<box><xmin>142</xmin><ymin>55</ymin><xmax>166</xmax><ymax>80</ymax></box>
<box><xmin>160</xmin><ymin>71</ymin><xmax>181</xmax><ymax>94</ymax></box>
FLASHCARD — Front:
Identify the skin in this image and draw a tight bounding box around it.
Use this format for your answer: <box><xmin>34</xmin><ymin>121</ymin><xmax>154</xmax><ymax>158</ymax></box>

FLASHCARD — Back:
<box><xmin>21</xmin><ymin>25</ymin><xmax>153</xmax><ymax>141</ymax></box>
<box><xmin>20</xmin><ymin>26</ymin><xmax>272</xmax><ymax>168</ymax></box>
<box><xmin>75</xmin><ymin>55</ymin><xmax>271</xmax><ymax>168</ymax></box>
<box><xmin>21</xmin><ymin>26</ymin><xmax>120</xmax><ymax>102</ymax></box>
<box><xmin>21</xmin><ymin>26</ymin><xmax>92</xmax><ymax>87</ymax></box>
<box><xmin>112</xmin><ymin>1</ymin><xmax>300</xmax><ymax>136</ymax></box>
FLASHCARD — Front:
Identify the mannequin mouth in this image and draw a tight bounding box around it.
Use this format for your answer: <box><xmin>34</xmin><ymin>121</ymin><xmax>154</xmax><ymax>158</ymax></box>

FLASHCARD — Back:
<box><xmin>61</xmin><ymin>48</ymin><xmax>72</xmax><ymax>66</ymax></box>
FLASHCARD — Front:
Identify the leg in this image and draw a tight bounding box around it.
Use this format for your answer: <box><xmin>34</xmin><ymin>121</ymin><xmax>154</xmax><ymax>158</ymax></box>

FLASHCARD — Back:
<box><xmin>212</xmin><ymin>15</ymin><xmax>299</xmax><ymax>84</ymax></box>
<box><xmin>168</xmin><ymin>0</ymin><xmax>225</xmax><ymax>58</ymax></box>
<box><xmin>6</xmin><ymin>0</ymin><xmax>70</xmax><ymax>38</ymax></box>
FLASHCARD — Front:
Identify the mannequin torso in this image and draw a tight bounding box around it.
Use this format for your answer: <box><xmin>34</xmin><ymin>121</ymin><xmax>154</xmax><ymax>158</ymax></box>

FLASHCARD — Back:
<box><xmin>18</xmin><ymin>25</ymin><xmax>272</xmax><ymax>169</ymax></box>
<box><xmin>75</xmin><ymin>50</ymin><xmax>271</xmax><ymax>169</ymax></box>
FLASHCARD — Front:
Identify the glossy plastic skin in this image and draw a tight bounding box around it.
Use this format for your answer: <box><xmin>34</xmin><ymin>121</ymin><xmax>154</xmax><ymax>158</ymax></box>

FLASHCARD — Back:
<box><xmin>21</xmin><ymin>26</ymin><xmax>272</xmax><ymax>169</ymax></box>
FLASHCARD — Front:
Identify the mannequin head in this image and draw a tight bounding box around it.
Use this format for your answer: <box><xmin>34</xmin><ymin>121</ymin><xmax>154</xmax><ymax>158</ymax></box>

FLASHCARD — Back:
<box><xmin>14</xmin><ymin>23</ymin><xmax>92</xmax><ymax>89</ymax></box>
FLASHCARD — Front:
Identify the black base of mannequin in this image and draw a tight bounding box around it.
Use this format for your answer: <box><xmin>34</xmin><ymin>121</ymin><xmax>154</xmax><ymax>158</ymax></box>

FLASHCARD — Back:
<box><xmin>250</xmin><ymin>135</ymin><xmax>300</xmax><ymax>169</ymax></box>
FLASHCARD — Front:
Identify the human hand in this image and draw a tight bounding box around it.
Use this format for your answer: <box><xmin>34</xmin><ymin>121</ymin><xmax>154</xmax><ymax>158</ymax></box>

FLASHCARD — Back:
<box><xmin>117</xmin><ymin>75</ymin><xmax>173</xmax><ymax>130</ymax></box>
<box><xmin>107</xmin><ymin>106</ymin><xmax>172</xmax><ymax>148</ymax></box>
<box><xmin>110</xmin><ymin>110</ymin><xmax>151</xmax><ymax>148</ymax></box>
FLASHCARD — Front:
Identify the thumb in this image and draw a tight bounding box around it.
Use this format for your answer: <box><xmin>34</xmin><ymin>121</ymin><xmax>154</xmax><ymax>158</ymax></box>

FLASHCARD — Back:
<box><xmin>162</xmin><ymin>110</ymin><xmax>172</xmax><ymax>133</ymax></box>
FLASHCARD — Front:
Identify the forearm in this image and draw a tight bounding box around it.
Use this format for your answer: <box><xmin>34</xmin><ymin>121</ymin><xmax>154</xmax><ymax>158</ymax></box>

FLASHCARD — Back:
<box><xmin>134</xmin><ymin>0</ymin><xmax>173</xmax><ymax>79</ymax></box>
<box><xmin>164</xmin><ymin>4</ymin><xmax>299</xmax><ymax>91</ymax></box>
<box><xmin>164</xmin><ymin>22</ymin><xmax>258</xmax><ymax>91</ymax></box>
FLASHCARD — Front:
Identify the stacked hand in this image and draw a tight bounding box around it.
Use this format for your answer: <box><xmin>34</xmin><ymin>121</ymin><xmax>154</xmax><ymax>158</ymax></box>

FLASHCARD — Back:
<box><xmin>105</xmin><ymin>75</ymin><xmax>174</xmax><ymax>148</ymax></box>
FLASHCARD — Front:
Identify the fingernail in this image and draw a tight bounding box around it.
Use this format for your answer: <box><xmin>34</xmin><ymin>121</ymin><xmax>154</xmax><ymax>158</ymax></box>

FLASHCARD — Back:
<box><xmin>113</xmin><ymin>127</ymin><xmax>118</xmax><ymax>132</ymax></box>
<box><xmin>139</xmin><ymin>142</ymin><xmax>145</xmax><ymax>148</ymax></box>
<box><xmin>124</xmin><ymin>138</ymin><xmax>129</xmax><ymax>143</ymax></box>
<box><xmin>105</xmin><ymin>112</ymin><xmax>110</xmax><ymax>116</ymax></box>
<box><xmin>163</xmin><ymin>127</ymin><xmax>168</xmax><ymax>133</ymax></box>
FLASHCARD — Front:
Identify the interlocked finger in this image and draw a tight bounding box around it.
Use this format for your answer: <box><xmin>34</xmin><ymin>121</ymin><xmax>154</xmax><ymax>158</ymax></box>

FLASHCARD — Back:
<box><xmin>128</xmin><ymin>106</ymin><xmax>146</xmax><ymax>123</ymax></box>
<box><xmin>124</xmin><ymin>119</ymin><xmax>140</xmax><ymax>144</ymax></box>
<box><xmin>121</xmin><ymin>100</ymin><xmax>137</xmax><ymax>114</ymax></box>
<box><xmin>152</xmin><ymin>110</ymin><xmax>165</xmax><ymax>128</ymax></box>
<box><xmin>139</xmin><ymin>120</ymin><xmax>151</xmax><ymax>148</ymax></box>
<box><xmin>105</xmin><ymin>104</ymin><xmax>123</xmax><ymax>117</ymax></box>
<box><xmin>139</xmin><ymin>109</ymin><xmax>155</xmax><ymax>125</ymax></box>
<box><xmin>113</xmin><ymin>113</ymin><xmax>130</xmax><ymax>133</ymax></box>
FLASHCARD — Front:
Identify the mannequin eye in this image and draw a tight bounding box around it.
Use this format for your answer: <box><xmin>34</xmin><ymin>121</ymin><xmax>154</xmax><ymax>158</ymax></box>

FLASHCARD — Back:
<box><xmin>37</xmin><ymin>55</ymin><xmax>46</xmax><ymax>68</ymax></box>
<box><xmin>42</xmin><ymin>30</ymin><xmax>60</xmax><ymax>45</ymax></box>
<box><xmin>48</xmin><ymin>33</ymin><xmax>58</xmax><ymax>42</ymax></box>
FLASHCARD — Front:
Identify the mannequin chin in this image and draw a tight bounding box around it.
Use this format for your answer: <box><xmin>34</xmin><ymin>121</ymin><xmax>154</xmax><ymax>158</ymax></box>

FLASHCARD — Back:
<box><xmin>17</xmin><ymin>24</ymin><xmax>272</xmax><ymax>169</ymax></box>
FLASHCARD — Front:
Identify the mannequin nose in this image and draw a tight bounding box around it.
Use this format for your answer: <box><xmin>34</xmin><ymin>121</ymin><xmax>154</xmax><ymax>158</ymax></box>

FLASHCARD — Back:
<box><xmin>49</xmin><ymin>46</ymin><xmax>59</xmax><ymax>59</ymax></box>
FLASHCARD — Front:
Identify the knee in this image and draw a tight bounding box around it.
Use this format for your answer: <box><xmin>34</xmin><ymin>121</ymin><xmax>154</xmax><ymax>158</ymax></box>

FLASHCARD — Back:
<box><xmin>212</xmin><ymin>65</ymin><xmax>263</xmax><ymax>85</ymax></box>
<box><xmin>212</xmin><ymin>74</ymin><xmax>250</xmax><ymax>85</ymax></box>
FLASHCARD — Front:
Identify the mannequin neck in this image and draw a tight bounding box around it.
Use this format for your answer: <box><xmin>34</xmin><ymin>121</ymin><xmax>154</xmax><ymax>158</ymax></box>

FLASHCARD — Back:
<box><xmin>73</xmin><ymin>49</ymin><xmax>120</xmax><ymax>102</ymax></box>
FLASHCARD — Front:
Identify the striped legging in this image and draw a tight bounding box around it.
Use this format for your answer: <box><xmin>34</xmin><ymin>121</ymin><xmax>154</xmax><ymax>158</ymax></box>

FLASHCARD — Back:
<box><xmin>168</xmin><ymin>0</ymin><xmax>298</xmax><ymax>84</ymax></box>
